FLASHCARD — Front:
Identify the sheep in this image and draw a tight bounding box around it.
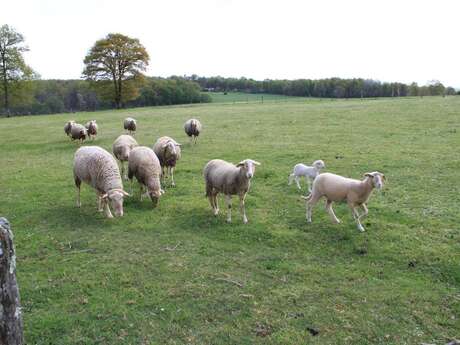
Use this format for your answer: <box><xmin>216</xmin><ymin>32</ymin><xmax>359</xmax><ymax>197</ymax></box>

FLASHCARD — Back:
<box><xmin>128</xmin><ymin>146</ymin><xmax>164</xmax><ymax>207</ymax></box>
<box><xmin>70</xmin><ymin>123</ymin><xmax>87</xmax><ymax>143</ymax></box>
<box><xmin>288</xmin><ymin>160</ymin><xmax>326</xmax><ymax>192</ymax></box>
<box><xmin>153</xmin><ymin>136</ymin><xmax>181</xmax><ymax>187</ymax></box>
<box><xmin>85</xmin><ymin>120</ymin><xmax>98</xmax><ymax>139</ymax></box>
<box><xmin>184</xmin><ymin>118</ymin><xmax>202</xmax><ymax>144</ymax></box>
<box><xmin>112</xmin><ymin>134</ymin><xmax>138</xmax><ymax>180</ymax></box>
<box><xmin>73</xmin><ymin>146</ymin><xmax>130</xmax><ymax>218</ymax></box>
<box><xmin>64</xmin><ymin>120</ymin><xmax>76</xmax><ymax>137</ymax></box>
<box><xmin>203</xmin><ymin>159</ymin><xmax>261</xmax><ymax>224</ymax></box>
<box><xmin>303</xmin><ymin>171</ymin><xmax>385</xmax><ymax>232</ymax></box>
<box><xmin>124</xmin><ymin>117</ymin><xmax>137</xmax><ymax>135</ymax></box>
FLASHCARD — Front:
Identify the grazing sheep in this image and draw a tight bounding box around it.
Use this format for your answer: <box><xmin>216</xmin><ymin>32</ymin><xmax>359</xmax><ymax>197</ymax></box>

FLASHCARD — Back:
<box><xmin>85</xmin><ymin>120</ymin><xmax>98</xmax><ymax>139</ymax></box>
<box><xmin>128</xmin><ymin>146</ymin><xmax>164</xmax><ymax>207</ymax></box>
<box><xmin>153</xmin><ymin>136</ymin><xmax>181</xmax><ymax>187</ymax></box>
<box><xmin>112</xmin><ymin>134</ymin><xmax>138</xmax><ymax>180</ymax></box>
<box><xmin>64</xmin><ymin>120</ymin><xmax>76</xmax><ymax>137</ymax></box>
<box><xmin>70</xmin><ymin>123</ymin><xmax>87</xmax><ymax>143</ymax></box>
<box><xmin>288</xmin><ymin>160</ymin><xmax>326</xmax><ymax>192</ymax></box>
<box><xmin>124</xmin><ymin>117</ymin><xmax>137</xmax><ymax>135</ymax></box>
<box><xmin>203</xmin><ymin>159</ymin><xmax>261</xmax><ymax>224</ymax></box>
<box><xmin>73</xmin><ymin>146</ymin><xmax>130</xmax><ymax>218</ymax></box>
<box><xmin>303</xmin><ymin>171</ymin><xmax>385</xmax><ymax>232</ymax></box>
<box><xmin>184</xmin><ymin>118</ymin><xmax>202</xmax><ymax>144</ymax></box>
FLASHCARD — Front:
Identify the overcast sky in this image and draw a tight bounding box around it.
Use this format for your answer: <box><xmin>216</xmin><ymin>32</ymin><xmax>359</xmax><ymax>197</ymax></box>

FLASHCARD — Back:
<box><xmin>2</xmin><ymin>0</ymin><xmax>459</xmax><ymax>87</ymax></box>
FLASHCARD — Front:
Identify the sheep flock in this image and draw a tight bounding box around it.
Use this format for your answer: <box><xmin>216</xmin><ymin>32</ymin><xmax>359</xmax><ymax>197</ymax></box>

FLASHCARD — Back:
<box><xmin>66</xmin><ymin>115</ymin><xmax>385</xmax><ymax>232</ymax></box>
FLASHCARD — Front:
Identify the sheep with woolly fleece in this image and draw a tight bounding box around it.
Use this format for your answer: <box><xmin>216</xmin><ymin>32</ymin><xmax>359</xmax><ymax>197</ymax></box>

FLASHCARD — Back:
<box><xmin>184</xmin><ymin>118</ymin><xmax>202</xmax><ymax>144</ymax></box>
<box><xmin>203</xmin><ymin>159</ymin><xmax>261</xmax><ymax>224</ymax></box>
<box><xmin>64</xmin><ymin>120</ymin><xmax>76</xmax><ymax>137</ymax></box>
<box><xmin>128</xmin><ymin>146</ymin><xmax>164</xmax><ymax>207</ymax></box>
<box><xmin>85</xmin><ymin>120</ymin><xmax>98</xmax><ymax>139</ymax></box>
<box><xmin>112</xmin><ymin>134</ymin><xmax>138</xmax><ymax>180</ymax></box>
<box><xmin>153</xmin><ymin>136</ymin><xmax>181</xmax><ymax>187</ymax></box>
<box><xmin>70</xmin><ymin>123</ymin><xmax>87</xmax><ymax>143</ymax></box>
<box><xmin>124</xmin><ymin>117</ymin><xmax>137</xmax><ymax>134</ymax></box>
<box><xmin>288</xmin><ymin>160</ymin><xmax>326</xmax><ymax>192</ymax></box>
<box><xmin>303</xmin><ymin>171</ymin><xmax>385</xmax><ymax>232</ymax></box>
<box><xmin>73</xmin><ymin>146</ymin><xmax>130</xmax><ymax>218</ymax></box>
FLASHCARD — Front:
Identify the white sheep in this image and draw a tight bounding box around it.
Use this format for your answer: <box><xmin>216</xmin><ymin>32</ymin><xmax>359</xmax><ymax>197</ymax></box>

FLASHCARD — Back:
<box><xmin>64</xmin><ymin>120</ymin><xmax>76</xmax><ymax>137</ymax></box>
<box><xmin>203</xmin><ymin>159</ymin><xmax>261</xmax><ymax>224</ymax></box>
<box><xmin>85</xmin><ymin>120</ymin><xmax>98</xmax><ymax>139</ymax></box>
<box><xmin>70</xmin><ymin>123</ymin><xmax>87</xmax><ymax>143</ymax></box>
<box><xmin>128</xmin><ymin>146</ymin><xmax>164</xmax><ymax>207</ymax></box>
<box><xmin>73</xmin><ymin>146</ymin><xmax>130</xmax><ymax>218</ymax></box>
<box><xmin>184</xmin><ymin>118</ymin><xmax>202</xmax><ymax>144</ymax></box>
<box><xmin>112</xmin><ymin>134</ymin><xmax>139</xmax><ymax>180</ymax></box>
<box><xmin>303</xmin><ymin>171</ymin><xmax>385</xmax><ymax>232</ymax></box>
<box><xmin>153</xmin><ymin>136</ymin><xmax>181</xmax><ymax>187</ymax></box>
<box><xmin>124</xmin><ymin>117</ymin><xmax>137</xmax><ymax>135</ymax></box>
<box><xmin>288</xmin><ymin>160</ymin><xmax>326</xmax><ymax>192</ymax></box>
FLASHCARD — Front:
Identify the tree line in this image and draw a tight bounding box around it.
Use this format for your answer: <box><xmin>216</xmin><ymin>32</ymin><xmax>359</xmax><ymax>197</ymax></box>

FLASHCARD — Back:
<box><xmin>190</xmin><ymin>75</ymin><xmax>458</xmax><ymax>98</ymax></box>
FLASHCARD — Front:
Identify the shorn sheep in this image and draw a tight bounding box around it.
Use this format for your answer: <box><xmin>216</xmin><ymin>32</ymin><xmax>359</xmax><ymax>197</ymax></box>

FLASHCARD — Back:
<box><xmin>288</xmin><ymin>160</ymin><xmax>326</xmax><ymax>192</ymax></box>
<box><xmin>124</xmin><ymin>117</ymin><xmax>137</xmax><ymax>135</ymax></box>
<box><xmin>112</xmin><ymin>134</ymin><xmax>139</xmax><ymax>180</ymax></box>
<box><xmin>153</xmin><ymin>136</ymin><xmax>181</xmax><ymax>187</ymax></box>
<box><xmin>128</xmin><ymin>146</ymin><xmax>164</xmax><ymax>207</ymax></box>
<box><xmin>73</xmin><ymin>146</ymin><xmax>130</xmax><ymax>218</ymax></box>
<box><xmin>70</xmin><ymin>123</ymin><xmax>87</xmax><ymax>143</ymax></box>
<box><xmin>64</xmin><ymin>120</ymin><xmax>75</xmax><ymax>137</ymax></box>
<box><xmin>85</xmin><ymin>120</ymin><xmax>98</xmax><ymax>139</ymax></box>
<box><xmin>303</xmin><ymin>171</ymin><xmax>385</xmax><ymax>232</ymax></box>
<box><xmin>203</xmin><ymin>159</ymin><xmax>261</xmax><ymax>224</ymax></box>
<box><xmin>184</xmin><ymin>118</ymin><xmax>202</xmax><ymax>144</ymax></box>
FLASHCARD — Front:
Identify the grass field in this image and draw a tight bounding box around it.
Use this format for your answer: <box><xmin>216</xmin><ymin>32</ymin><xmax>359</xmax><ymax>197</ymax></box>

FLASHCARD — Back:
<box><xmin>0</xmin><ymin>96</ymin><xmax>459</xmax><ymax>344</ymax></box>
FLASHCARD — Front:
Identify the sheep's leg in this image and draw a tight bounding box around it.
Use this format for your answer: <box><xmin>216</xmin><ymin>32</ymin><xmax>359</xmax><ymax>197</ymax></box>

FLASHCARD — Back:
<box><xmin>326</xmin><ymin>200</ymin><xmax>341</xmax><ymax>224</ymax></box>
<box><xmin>307</xmin><ymin>178</ymin><xmax>313</xmax><ymax>193</ymax></box>
<box><xmin>170</xmin><ymin>167</ymin><xmax>176</xmax><ymax>187</ymax></box>
<box><xmin>306</xmin><ymin>194</ymin><xmax>321</xmax><ymax>223</ymax></box>
<box><xmin>350</xmin><ymin>205</ymin><xmax>365</xmax><ymax>232</ymax></box>
<box><xmin>213</xmin><ymin>192</ymin><xmax>219</xmax><ymax>215</ymax></box>
<box><xmin>97</xmin><ymin>194</ymin><xmax>104</xmax><ymax>212</ymax></box>
<box><xmin>239</xmin><ymin>193</ymin><xmax>248</xmax><ymax>224</ymax></box>
<box><xmin>140</xmin><ymin>184</ymin><xmax>145</xmax><ymax>201</ymax></box>
<box><xmin>288</xmin><ymin>173</ymin><xmax>294</xmax><ymax>185</ymax></box>
<box><xmin>295</xmin><ymin>176</ymin><xmax>301</xmax><ymax>190</ymax></box>
<box><xmin>225</xmin><ymin>195</ymin><xmax>232</xmax><ymax>223</ymax></box>
<box><xmin>359</xmin><ymin>204</ymin><xmax>369</xmax><ymax>220</ymax></box>
<box><xmin>75</xmin><ymin>178</ymin><xmax>81</xmax><ymax>207</ymax></box>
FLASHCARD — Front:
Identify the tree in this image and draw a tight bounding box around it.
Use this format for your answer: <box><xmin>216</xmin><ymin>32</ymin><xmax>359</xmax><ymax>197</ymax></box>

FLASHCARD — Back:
<box><xmin>82</xmin><ymin>33</ymin><xmax>149</xmax><ymax>109</ymax></box>
<box><xmin>0</xmin><ymin>24</ymin><xmax>34</xmax><ymax>115</ymax></box>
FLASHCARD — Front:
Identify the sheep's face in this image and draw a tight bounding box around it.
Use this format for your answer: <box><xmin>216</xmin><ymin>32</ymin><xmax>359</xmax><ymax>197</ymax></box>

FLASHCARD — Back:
<box><xmin>105</xmin><ymin>189</ymin><xmax>130</xmax><ymax>217</ymax></box>
<box><xmin>365</xmin><ymin>172</ymin><xmax>385</xmax><ymax>190</ymax></box>
<box><xmin>313</xmin><ymin>160</ymin><xmax>326</xmax><ymax>170</ymax></box>
<box><xmin>164</xmin><ymin>141</ymin><xmax>181</xmax><ymax>156</ymax></box>
<box><xmin>237</xmin><ymin>159</ymin><xmax>261</xmax><ymax>179</ymax></box>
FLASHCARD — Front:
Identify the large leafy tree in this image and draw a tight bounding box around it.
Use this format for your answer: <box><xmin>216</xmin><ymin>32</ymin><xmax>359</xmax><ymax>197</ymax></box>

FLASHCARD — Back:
<box><xmin>0</xmin><ymin>24</ymin><xmax>34</xmax><ymax>115</ymax></box>
<box><xmin>83</xmin><ymin>33</ymin><xmax>149</xmax><ymax>109</ymax></box>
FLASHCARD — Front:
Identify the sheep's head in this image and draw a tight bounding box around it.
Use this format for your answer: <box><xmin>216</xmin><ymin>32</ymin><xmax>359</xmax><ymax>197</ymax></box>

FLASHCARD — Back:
<box><xmin>364</xmin><ymin>172</ymin><xmax>385</xmax><ymax>190</ymax></box>
<box><xmin>313</xmin><ymin>160</ymin><xmax>326</xmax><ymax>170</ymax></box>
<box><xmin>237</xmin><ymin>159</ymin><xmax>261</xmax><ymax>179</ymax></box>
<box><xmin>163</xmin><ymin>140</ymin><xmax>181</xmax><ymax>156</ymax></box>
<box><xmin>148</xmin><ymin>189</ymin><xmax>164</xmax><ymax>207</ymax></box>
<box><xmin>102</xmin><ymin>189</ymin><xmax>130</xmax><ymax>217</ymax></box>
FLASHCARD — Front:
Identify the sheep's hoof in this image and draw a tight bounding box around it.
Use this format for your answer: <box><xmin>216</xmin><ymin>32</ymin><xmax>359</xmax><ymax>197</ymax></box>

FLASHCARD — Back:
<box><xmin>243</xmin><ymin>218</ymin><xmax>248</xmax><ymax>224</ymax></box>
<box><xmin>358</xmin><ymin>225</ymin><xmax>365</xmax><ymax>232</ymax></box>
<box><xmin>306</xmin><ymin>218</ymin><xmax>312</xmax><ymax>223</ymax></box>
<box><xmin>226</xmin><ymin>218</ymin><xmax>232</xmax><ymax>223</ymax></box>
<box><xmin>76</xmin><ymin>202</ymin><xmax>81</xmax><ymax>208</ymax></box>
<box><xmin>171</xmin><ymin>183</ymin><xmax>176</xmax><ymax>187</ymax></box>
<box><xmin>213</xmin><ymin>209</ymin><xmax>219</xmax><ymax>216</ymax></box>
<box><xmin>334</xmin><ymin>219</ymin><xmax>341</xmax><ymax>224</ymax></box>
<box><xmin>106</xmin><ymin>214</ymin><xmax>114</xmax><ymax>219</ymax></box>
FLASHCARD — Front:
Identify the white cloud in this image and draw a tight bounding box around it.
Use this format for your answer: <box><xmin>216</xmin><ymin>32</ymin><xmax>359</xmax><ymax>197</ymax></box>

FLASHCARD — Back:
<box><xmin>1</xmin><ymin>0</ymin><xmax>459</xmax><ymax>86</ymax></box>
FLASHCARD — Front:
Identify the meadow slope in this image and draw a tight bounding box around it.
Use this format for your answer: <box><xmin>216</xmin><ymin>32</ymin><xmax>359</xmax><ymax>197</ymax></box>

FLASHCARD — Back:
<box><xmin>0</xmin><ymin>96</ymin><xmax>459</xmax><ymax>344</ymax></box>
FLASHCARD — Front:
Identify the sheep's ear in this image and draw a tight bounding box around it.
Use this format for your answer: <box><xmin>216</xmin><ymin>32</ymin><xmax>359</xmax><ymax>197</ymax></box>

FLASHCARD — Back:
<box><xmin>175</xmin><ymin>143</ymin><xmax>182</xmax><ymax>146</ymax></box>
<box><xmin>381</xmin><ymin>174</ymin><xmax>386</xmax><ymax>181</ymax></box>
<box><xmin>236</xmin><ymin>161</ymin><xmax>246</xmax><ymax>167</ymax></box>
<box><xmin>101</xmin><ymin>194</ymin><xmax>108</xmax><ymax>200</ymax></box>
<box><xmin>121</xmin><ymin>190</ymin><xmax>131</xmax><ymax>197</ymax></box>
<box><xmin>252</xmin><ymin>160</ymin><xmax>261</xmax><ymax>166</ymax></box>
<box><xmin>364</xmin><ymin>173</ymin><xmax>374</xmax><ymax>178</ymax></box>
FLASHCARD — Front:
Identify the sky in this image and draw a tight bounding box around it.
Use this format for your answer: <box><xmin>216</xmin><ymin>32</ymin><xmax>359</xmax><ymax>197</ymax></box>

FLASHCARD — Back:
<box><xmin>1</xmin><ymin>0</ymin><xmax>459</xmax><ymax>87</ymax></box>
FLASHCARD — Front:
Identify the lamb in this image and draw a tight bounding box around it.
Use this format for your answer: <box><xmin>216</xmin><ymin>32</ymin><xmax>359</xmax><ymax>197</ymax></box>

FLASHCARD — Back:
<box><xmin>184</xmin><ymin>118</ymin><xmax>202</xmax><ymax>144</ymax></box>
<box><xmin>70</xmin><ymin>123</ymin><xmax>87</xmax><ymax>143</ymax></box>
<box><xmin>85</xmin><ymin>120</ymin><xmax>98</xmax><ymax>139</ymax></box>
<box><xmin>112</xmin><ymin>134</ymin><xmax>138</xmax><ymax>180</ymax></box>
<box><xmin>124</xmin><ymin>117</ymin><xmax>137</xmax><ymax>135</ymax></box>
<box><xmin>203</xmin><ymin>159</ymin><xmax>261</xmax><ymax>224</ymax></box>
<box><xmin>288</xmin><ymin>160</ymin><xmax>326</xmax><ymax>192</ymax></box>
<box><xmin>303</xmin><ymin>171</ymin><xmax>385</xmax><ymax>232</ymax></box>
<box><xmin>73</xmin><ymin>146</ymin><xmax>130</xmax><ymax>218</ymax></box>
<box><xmin>64</xmin><ymin>120</ymin><xmax>76</xmax><ymax>137</ymax></box>
<box><xmin>128</xmin><ymin>146</ymin><xmax>164</xmax><ymax>207</ymax></box>
<box><xmin>153</xmin><ymin>136</ymin><xmax>181</xmax><ymax>187</ymax></box>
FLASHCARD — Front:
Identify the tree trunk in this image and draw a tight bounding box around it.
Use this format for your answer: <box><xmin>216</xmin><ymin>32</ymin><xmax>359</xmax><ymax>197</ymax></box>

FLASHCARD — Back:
<box><xmin>1</xmin><ymin>53</ymin><xmax>10</xmax><ymax>116</ymax></box>
<box><xmin>0</xmin><ymin>218</ymin><xmax>24</xmax><ymax>345</ymax></box>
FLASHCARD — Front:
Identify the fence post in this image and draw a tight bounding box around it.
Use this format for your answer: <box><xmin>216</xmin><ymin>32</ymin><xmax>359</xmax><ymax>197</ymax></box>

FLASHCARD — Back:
<box><xmin>0</xmin><ymin>218</ymin><xmax>24</xmax><ymax>345</ymax></box>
